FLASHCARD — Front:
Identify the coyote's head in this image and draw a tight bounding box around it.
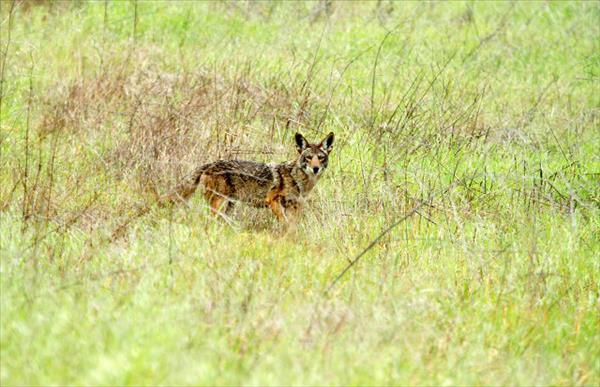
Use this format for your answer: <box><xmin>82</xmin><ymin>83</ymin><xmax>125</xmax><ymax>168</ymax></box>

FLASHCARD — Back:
<box><xmin>294</xmin><ymin>132</ymin><xmax>335</xmax><ymax>177</ymax></box>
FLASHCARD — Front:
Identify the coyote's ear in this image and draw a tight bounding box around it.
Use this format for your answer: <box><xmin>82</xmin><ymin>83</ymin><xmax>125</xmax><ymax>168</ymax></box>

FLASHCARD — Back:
<box><xmin>320</xmin><ymin>132</ymin><xmax>334</xmax><ymax>153</ymax></box>
<box><xmin>295</xmin><ymin>132</ymin><xmax>309</xmax><ymax>153</ymax></box>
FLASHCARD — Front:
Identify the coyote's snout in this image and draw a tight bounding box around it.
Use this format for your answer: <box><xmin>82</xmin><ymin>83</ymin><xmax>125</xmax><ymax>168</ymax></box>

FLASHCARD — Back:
<box><xmin>171</xmin><ymin>132</ymin><xmax>334</xmax><ymax>223</ymax></box>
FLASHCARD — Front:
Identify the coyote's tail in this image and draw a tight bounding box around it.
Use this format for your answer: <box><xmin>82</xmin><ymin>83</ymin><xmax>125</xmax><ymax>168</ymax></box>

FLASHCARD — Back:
<box><xmin>110</xmin><ymin>165</ymin><xmax>207</xmax><ymax>242</ymax></box>
<box><xmin>158</xmin><ymin>164</ymin><xmax>207</xmax><ymax>206</ymax></box>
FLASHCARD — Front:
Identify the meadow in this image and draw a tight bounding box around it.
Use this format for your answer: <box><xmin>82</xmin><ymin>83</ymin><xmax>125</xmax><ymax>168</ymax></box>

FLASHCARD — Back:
<box><xmin>1</xmin><ymin>1</ymin><xmax>599</xmax><ymax>385</ymax></box>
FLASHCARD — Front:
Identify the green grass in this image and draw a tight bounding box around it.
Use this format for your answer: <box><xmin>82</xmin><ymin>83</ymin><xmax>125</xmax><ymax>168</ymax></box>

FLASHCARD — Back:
<box><xmin>1</xmin><ymin>1</ymin><xmax>599</xmax><ymax>385</ymax></box>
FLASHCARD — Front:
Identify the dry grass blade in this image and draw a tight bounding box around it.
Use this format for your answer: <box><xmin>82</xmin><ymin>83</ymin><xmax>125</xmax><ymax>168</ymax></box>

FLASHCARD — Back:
<box><xmin>324</xmin><ymin>182</ymin><xmax>456</xmax><ymax>295</ymax></box>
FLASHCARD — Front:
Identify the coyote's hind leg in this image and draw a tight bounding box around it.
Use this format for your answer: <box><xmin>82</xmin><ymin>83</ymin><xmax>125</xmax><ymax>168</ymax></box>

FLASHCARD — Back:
<box><xmin>208</xmin><ymin>196</ymin><xmax>225</xmax><ymax>216</ymax></box>
<box><xmin>200</xmin><ymin>174</ymin><xmax>232</xmax><ymax>217</ymax></box>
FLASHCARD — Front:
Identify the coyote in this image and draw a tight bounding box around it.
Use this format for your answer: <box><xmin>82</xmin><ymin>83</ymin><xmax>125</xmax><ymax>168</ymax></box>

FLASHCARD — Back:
<box><xmin>171</xmin><ymin>132</ymin><xmax>334</xmax><ymax>222</ymax></box>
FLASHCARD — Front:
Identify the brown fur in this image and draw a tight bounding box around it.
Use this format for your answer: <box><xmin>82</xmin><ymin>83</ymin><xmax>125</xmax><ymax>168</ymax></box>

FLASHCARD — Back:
<box><xmin>169</xmin><ymin>132</ymin><xmax>334</xmax><ymax>223</ymax></box>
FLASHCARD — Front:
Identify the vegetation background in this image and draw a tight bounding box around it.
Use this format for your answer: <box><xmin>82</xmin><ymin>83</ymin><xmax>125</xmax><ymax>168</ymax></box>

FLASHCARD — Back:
<box><xmin>1</xmin><ymin>0</ymin><xmax>598</xmax><ymax>385</ymax></box>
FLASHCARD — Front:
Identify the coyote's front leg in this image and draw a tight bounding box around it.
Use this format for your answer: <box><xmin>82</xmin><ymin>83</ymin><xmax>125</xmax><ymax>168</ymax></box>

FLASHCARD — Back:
<box><xmin>282</xmin><ymin>199</ymin><xmax>302</xmax><ymax>226</ymax></box>
<box><xmin>267</xmin><ymin>197</ymin><xmax>287</xmax><ymax>222</ymax></box>
<box><xmin>266</xmin><ymin>189</ymin><xmax>295</xmax><ymax>224</ymax></box>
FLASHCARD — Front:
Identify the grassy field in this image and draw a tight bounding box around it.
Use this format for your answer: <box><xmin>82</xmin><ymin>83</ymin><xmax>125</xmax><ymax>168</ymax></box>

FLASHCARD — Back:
<box><xmin>1</xmin><ymin>1</ymin><xmax>599</xmax><ymax>385</ymax></box>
